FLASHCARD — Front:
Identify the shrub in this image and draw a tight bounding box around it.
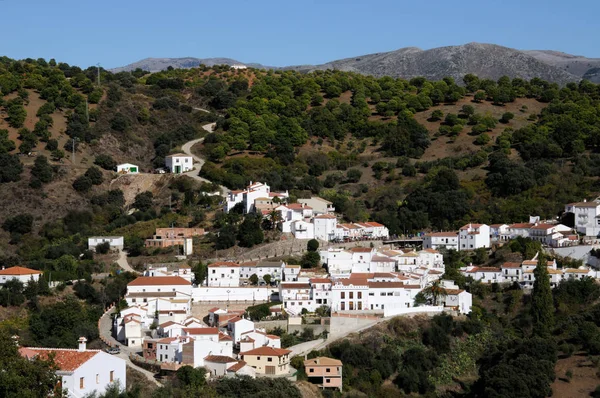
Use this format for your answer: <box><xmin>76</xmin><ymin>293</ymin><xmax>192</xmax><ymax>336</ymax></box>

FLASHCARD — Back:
<box><xmin>72</xmin><ymin>176</ymin><xmax>93</xmax><ymax>193</ymax></box>
<box><xmin>84</xmin><ymin>166</ymin><xmax>104</xmax><ymax>185</ymax></box>
<box><xmin>94</xmin><ymin>154</ymin><xmax>117</xmax><ymax>170</ymax></box>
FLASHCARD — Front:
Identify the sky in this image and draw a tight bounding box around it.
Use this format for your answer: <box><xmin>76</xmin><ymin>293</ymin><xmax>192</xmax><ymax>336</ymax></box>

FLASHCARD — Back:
<box><xmin>1</xmin><ymin>0</ymin><xmax>598</xmax><ymax>69</ymax></box>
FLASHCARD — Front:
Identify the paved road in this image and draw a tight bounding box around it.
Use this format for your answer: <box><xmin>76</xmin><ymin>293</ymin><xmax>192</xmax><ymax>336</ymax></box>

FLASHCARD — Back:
<box><xmin>99</xmin><ymin>307</ymin><xmax>161</xmax><ymax>386</ymax></box>
<box><xmin>116</xmin><ymin>250</ymin><xmax>138</xmax><ymax>274</ymax></box>
<box><xmin>180</xmin><ymin>122</ymin><xmax>230</xmax><ymax>196</ymax></box>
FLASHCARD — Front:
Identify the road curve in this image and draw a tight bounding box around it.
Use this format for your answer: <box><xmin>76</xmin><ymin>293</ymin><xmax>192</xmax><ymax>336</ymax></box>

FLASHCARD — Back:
<box><xmin>181</xmin><ymin>122</ymin><xmax>230</xmax><ymax>195</ymax></box>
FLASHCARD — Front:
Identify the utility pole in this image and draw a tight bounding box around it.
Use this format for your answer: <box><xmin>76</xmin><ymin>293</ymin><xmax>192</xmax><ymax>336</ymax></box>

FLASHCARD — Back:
<box><xmin>96</xmin><ymin>63</ymin><xmax>101</xmax><ymax>85</ymax></box>
<box><xmin>85</xmin><ymin>99</ymin><xmax>89</xmax><ymax>122</ymax></box>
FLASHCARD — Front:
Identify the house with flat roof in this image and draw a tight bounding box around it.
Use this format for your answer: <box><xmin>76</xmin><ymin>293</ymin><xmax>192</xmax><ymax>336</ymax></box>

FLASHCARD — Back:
<box><xmin>304</xmin><ymin>357</ymin><xmax>343</xmax><ymax>391</ymax></box>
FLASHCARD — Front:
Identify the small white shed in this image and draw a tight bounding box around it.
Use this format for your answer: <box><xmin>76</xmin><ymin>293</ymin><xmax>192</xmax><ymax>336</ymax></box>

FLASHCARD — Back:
<box><xmin>117</xmin><ymin>163</ymin><xmax>139</xmax><ymax>174</ymax></box>
<box><xmin>165</xmin><ymin>154</ymin><xmax>193</xmax><ymax>174</ymax></box>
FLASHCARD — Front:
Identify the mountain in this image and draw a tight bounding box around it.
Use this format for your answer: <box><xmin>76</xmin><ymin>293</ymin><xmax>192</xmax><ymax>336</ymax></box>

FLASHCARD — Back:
<box><xmin>115</xmin><ymin>43</ymin><xmax>600</xmax><ymax>85</ymax></box>
<box><xmin>110</xmin><ymin>57</ymin><xmax>266</xmax><ymax>73</ymax></box>
<box><xmin>285</xmin><ymin>43</ymin><xmax>581</xmax><ymax>85</ymax></box>
<box><xmin>524</xmin><ymin>50</ymin><xmax>600</xmax><ymax>83</ymax></box>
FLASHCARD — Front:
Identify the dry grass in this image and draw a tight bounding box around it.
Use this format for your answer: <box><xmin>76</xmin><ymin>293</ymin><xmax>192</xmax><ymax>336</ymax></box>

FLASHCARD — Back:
<box><xmin>551</xmin><ymin>354</ymin><xmax>600</xmax><ymax>398</ymax></box>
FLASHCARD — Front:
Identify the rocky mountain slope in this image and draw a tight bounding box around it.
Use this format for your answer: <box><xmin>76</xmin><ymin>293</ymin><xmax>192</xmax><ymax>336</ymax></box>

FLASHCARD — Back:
<box><xmin>285</xmin><ymin>43</ymin><xmax>580</xmax><ymax>85</ymax></box>
<box><xmin>110</xmin><ymin>57</ymin><xmax>265</xmax><ymax>73</ymax></box>
<box><xmin>524</xmin><ymin>50</ymin><xmax>600</xmax><ymax>83</ymax></box>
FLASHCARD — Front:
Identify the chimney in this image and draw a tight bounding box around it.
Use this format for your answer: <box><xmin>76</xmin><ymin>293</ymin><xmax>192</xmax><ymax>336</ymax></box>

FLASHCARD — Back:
<box><xmin>11</xmin><ymin>335</ymin><xmax>19</xmax><ymax>346</ymax></box>
<box><xmin>78</xmin><ymin>337</ymin><xmax>87</xmax><ymax>352</ymax></box>
<box><xmin>584</xmin><ymin>199</ymin><xmax>587</xmax><ymax>202</ymax></box>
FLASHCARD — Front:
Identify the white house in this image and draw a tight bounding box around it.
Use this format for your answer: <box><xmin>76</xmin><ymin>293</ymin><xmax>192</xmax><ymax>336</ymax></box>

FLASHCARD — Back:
<box><xmin>462</xmin><ymin>266</ymin><xmax>503</xmax><ymax>283</ymax></box>
<box><xmin>291</xmin><ymin>220</ymin><xmax>315</xmax><ymax>239</ymax></box>
<box><xmin>297</xmin><ymin>197</ymin><xmax>335</xmax><ymax>215</ymax></box>
<box><xmin>125</xmin><ymin>276</ymin><xmax>192</xmax><ymax>309</ymax></box>
<box><xmin>19</xmin><ymin>337</ymin><xmax>126</xmax><ymax>398</ymax></box>
<box><xmin>226</xmin><ymin>182</ymin><xmax>289</xmax><ymax>214</ymax></box>
<box><xmin>116</xmin><ymin>163</ymin><xmax>139</xmax><ymax>174</ymax></box>
<box><xmin>228</xmin><ymin>318</ymin><xmax>255</xmax><ymax>343</ymax></box>
<box><xmin>207</xmin><ymin>262</ymin><xmax>240</xmax><ymax>287</ymax></box>
<box><xmin>0</xmin><ymin>266</ymin><xmax>42</xmax><ymax>285</ymax></box>
<box><xmin>564</xmin><ymin>199</ymin><xmax>600</xmax><ymax>237</ymax></box>
<box><xmin>439</xmin><ymin>280</ymin><xmax>472</xmax><ymax>314</ymax></box>
<box><xmin>165</xmin><ymin>154</ymin><xmax>193</xmax><ymax>174</ymax></box>
<box><xmin>423</xmin><ymin>232</ymin><xmax>459</xmax><ymax>251</ymax></box>
<box><xmin>314</xmin><ymin>214</ymin><xmax>337</xmax><ymax>241</ymax></box>
<box><xmin>181</xmin><ymin>329</ymin><xmax>233</xmax><ymax>367</ymax></box>
<box><xmin>204</xmin><ymin>355</ymin><xmax>239</xmax><ymax>377</ymax></box>
<box><xmin>508</xmin><ymin>223</ymin><xmax>534</xmax><ymax>239</ymax></box>
<box><xmin>353</xmin><ymin>222</ymin><xmax>390</xmax><ymax>238</ymax></box>
<box><xmin>88</xmin><ymin>236</ymin><xmax>124</xmax><ymax>252</ymax></box>
<box><xmin>239</xmin><ymin>260</ymin><xmax>284</xmax><ymax>282</ymax></box>
<box><xmin>458</xmin><ymin>224</ymin><xmax>491</xmax><ymax>251</ymax></box>
<box><xmin>489</xmin><ymin>224</ymin><xmax>510</xmax><ymax>242</ymax></box>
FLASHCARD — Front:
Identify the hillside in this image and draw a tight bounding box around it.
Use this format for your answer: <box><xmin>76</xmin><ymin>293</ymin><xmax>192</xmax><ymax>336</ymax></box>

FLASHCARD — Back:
<box><xmin>525</xmin><ymin>50</ymin><xmax>600</xmax><ymax>83</ymax></box>
<box><xmin>286</xmin><ymin>43</ymin><xmax>580</xmax><ymax>85</ymax></box>
<box><xmin>111</xmin><ymin>57</ymin><xmax>266</xmax><ymax>73</ymax></box>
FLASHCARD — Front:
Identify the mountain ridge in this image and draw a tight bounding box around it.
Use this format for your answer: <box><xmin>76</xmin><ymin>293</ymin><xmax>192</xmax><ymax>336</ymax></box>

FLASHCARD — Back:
<box><xmin>112</xmin><ymin>43</ymin><xmax>600</xmax><ymax>84</ymax></box>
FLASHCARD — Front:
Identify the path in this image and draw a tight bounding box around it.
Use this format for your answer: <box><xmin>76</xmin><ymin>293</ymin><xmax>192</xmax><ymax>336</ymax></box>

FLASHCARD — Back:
<box><xmin>180</xmin><ymin>122</ymin><xmax>230</xmax><ymax>195</ymax></box>
<box><xmin>99</xmin><ymin>307</ymin><xmax>161</xmax><ymax>386</ymax></box>
<box><xmin>116</xmin><ymin>250</ymin><xmax>138</xmax><ymax>273</ymax></box>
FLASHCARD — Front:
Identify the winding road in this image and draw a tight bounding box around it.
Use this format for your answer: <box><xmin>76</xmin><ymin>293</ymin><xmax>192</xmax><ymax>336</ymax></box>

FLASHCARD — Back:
<box><xmin>181</xmin><ymin>122</ymin><xmax>230</xmax><ymax>195</ymax></box>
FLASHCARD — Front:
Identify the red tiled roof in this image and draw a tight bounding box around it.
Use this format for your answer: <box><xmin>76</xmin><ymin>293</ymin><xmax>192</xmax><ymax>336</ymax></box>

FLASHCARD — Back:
<box><xmin>286</xmin><ymin>203</ymin><xmax>311</xmax><ymax>210</ymax></box>
<box><xmin>240</xmin><ymin>346</ymin><xmax>291</xmax><ymax>357</ymax></box>
<box><xmin>208</xmin><ymin>262</ymin><xmax>239</xmax><ymax>268</ymax></box>
<box><xmin>466</xmin><ymin>266</ymin><xmax>501</xmax><ymax>273</ymax></box>
<box><xmin>204</xmin><ymin>355</ymin><xmax>237</xmax><ymax>363</ymax></box>
<box><xmin>445</xmin><ymin>289</ymin><xmax>465</xmax><ymax>295</ymax></box>
<box><xmin>368</xmin><ymin>282</ymin><xmax>408</xmax><ymax>289</ymax></box>
<box><xmin>227</xmin><ymin>360</ymin><xmax>247</xmax><ymax>372</ymax></box>
<box><xmin>371</xmin><ymin>255</ymin><xmax>394</xmax><ymax>262</ymax></box>
<box><xmin>509</xmin><ymin>223</ymin><xmax>533</xmax><ymax>229</ymax></box>
<box><xmin>266</xmin><ymin>334</ymin><xmax>280</xmax><ymax>339</ymax></box>
<box><xmin>280</xmin><ymin>283</ymin><xmax>310</xmax><ymax>289</ymax></box>
<box><xmin>208</xmin><ymin>307</ymin><xmax>221</xmax><ymax>313</ymax></box>
<box><xmin>310</xmin><ymin>278</ymin><xmax>332</xmax><ymax>284</ymax></box>
<box><xmin>183</xmin><ymin>327</ymin><xmax>218</xmax><ymax>335</ymax></box>
<box><xmin>502</xmin><ymin>262</ymin><xmax>521</xmax><ymax>269</ymax></box>
<box><xmin>422</xmin><ymin>249</ymin><xmax>440</xmax><ymax>253</ymax></box>
<box><xmin>0</xmin><ymin>266</ymin><xmax>42</xmax><ymax>275</ymax></box>
<box><xmin>460</xmin><ymin>224</ymin><xmax>484</xmax><ymax>230</ymax></box>
<box><xmin>314</xmin><ymin>214</ymin><xmax>336</xmax><ymax>219</ymax></box>
<box><xmin>530</xmin><ymin>224</ymin><xmax>556</xmax><ymax>230</ymax></box>
<box><xmin>158</xmin><ymin>337</ymin><xmax>178</xmax><ymax>343</ymax></box>
<box><xmin>365</xmin><ymin>222</ymin><xmax>385</xmax><ymax>227</ymax></box>
<box><xmin>219</xmin><ymin>333</ymin><xmax>233</xmax><ymax>341</ymax></box>
<box><xmin>19</xmin><ymin>348</ymin><xmax>99</xmax><ymax>372</ymax></box>
<box><xmin>159</xmin><ymin>321</ymin><xmax>180</xmax><ymax>328</ymax></box>
<box><xmin>350</xmin><ymin>247</ymin><xmax>372</xmax><ymax>253</ymax></box>
<box><xmin>304</xmin><ymin>356</ymin><xmax>342</xmax><ymax>367</ymax></box>
<box><xmin>128</xmin><ymin>276</ymin><xmax>189</xmax><ymax>286</ymax></box>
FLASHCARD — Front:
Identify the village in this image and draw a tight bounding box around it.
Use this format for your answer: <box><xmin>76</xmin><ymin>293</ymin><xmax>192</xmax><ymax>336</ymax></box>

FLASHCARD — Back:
<box><xmin>7</xmin><ymin>175</ymin><xmax>600</xmax><ymax>397</ymax></box>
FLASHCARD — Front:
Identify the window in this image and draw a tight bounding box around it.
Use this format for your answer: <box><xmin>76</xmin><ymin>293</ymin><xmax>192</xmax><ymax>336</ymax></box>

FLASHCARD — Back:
<box><xmin>96</xmin><ymin>374</ymin><xmax>99</xmax><ymax>384</ymax></box>
<box><xmin>148</xmin><ymin>343</ymin><xmax>153</xmax><ymax>349</ymax></box>
<box><xmin>231</xmin><ymin>269</ymin><xmax>234</xmax><ymax>274</ymax></box>
<box><xmin>369</xmin><ymin>292</ymin><xmax>374</xmax><ymax>296</ymax></box>
<box><xmin>80</xmin><ymin>377</ymin><xmax>84</xmax><ymax>389</ymax></box>
<box><xmin>326</xmin><ymin>379</ymin><xmax>331</xmax><ymax>383</ymax></box>
<box><xmin>257</xmin><ymin>357</ymin><xmax>261</xmax><ymax>360</ymax></box>
<box><xmin>326</xmin><ymin>368</ymin><xmax>331</xmax><ymax>373</ymax></box>
<box><xmin>341</xmin><ymin>292</ymin><xmax>345</xmax><ymax>299</ymax></box>
<box><xmin>380</xmin><ymin>292</ymin><xmax>385</xmax><ymax>296</ymax></box>
<box><xmin>267</xmin><ymin>357</ymin><xmax>273</xmax><ymax>362</ymax></box>
<box><xmin>212</xmin><ymin>270</ymin><xmax>216</xmax><ymax>274</ymax></box>
<box><xmin>357</xmin><ymin>292</ymin><xmax>362</xmax><ymax>299</ymax></box>
<box><xmin>309</xmin><ymin>368</ymin><xmax>315</xmax><ymax>373</ymax></box>
<box><xmin>349</xmin><ymin>292</ymin><xmax>353</xmax><ymax>299</ymax></box>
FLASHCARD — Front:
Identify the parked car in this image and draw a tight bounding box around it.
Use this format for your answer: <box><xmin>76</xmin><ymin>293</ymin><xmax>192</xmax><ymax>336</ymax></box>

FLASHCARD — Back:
<box><xmin>106</xmin><ymin>347</ymin><xmax>120</xmax><ymax>355</ymax></box>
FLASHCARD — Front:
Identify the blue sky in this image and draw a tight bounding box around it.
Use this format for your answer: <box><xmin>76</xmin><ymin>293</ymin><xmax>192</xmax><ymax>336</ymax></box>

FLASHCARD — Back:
<box><xmin>1</xmin><ymin>0</ymin><xmax>598</xmax><ymax>69</ymax></box>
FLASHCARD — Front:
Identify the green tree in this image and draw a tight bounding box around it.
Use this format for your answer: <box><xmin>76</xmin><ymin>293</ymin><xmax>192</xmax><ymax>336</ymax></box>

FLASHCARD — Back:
<box><xmin>133</xmin><ymin>191</ymin><xmax>154</xmax><ymax>211</ymax></box>
<box><xmin>2</xmin><ymin>213</ymin><xmax>34</xmax><ymax>234</ymax></box>
<box><xmin>301</xmin><ymin>251</ymin><xmax>320</xmax><ymax>268</ymax></box>
<box><xmin>31</xmin><ymin>155</ymin><xmax>54</xmax><ymax>184</ymax></box>
<box><xmin>84</xmin><ymin>166</ymin><xmax>104</xmax><ymax>185</ymax></box>
<box><xmin>193</xmin><ymin>261</ymin><xmax>208</xmax><ymax>285</ymax></box>
<box><xmin>263</xmin><ymin>274</ymin><xmax>272</xmax><ymax>285</ymax></box>
<box><xmin>307</xmin><ymin>239</ymin><xmax>319</xmax><ymax>252</ymax></box>
<box><xmin>530</xmin><ymin>253</ymin><xmax>555</xmax><ymax>336</ymax></box>
<box><xmin>72</xmin><ymin>175</ymin><xmax>93</xmax><ymax>193</ymax></box>
<box><xmin>249</xmin><ymin>274</ymin><xmax>259</xmax><ymax>285</ymax></box>
<box><xmin>94</xmin><ymin>154</ymin><xmax>117</xmax><ymax>170</ymax></box>
<box><xmin>429</xmin><ymin>109</ymin><xmax>444</xmax><ymax>121</ymax></box>
<box><xmin>421</xmin><ymin>280</ymin><xmax>447</xmax><ymax>306</ymax></box>
<box><xmin>500</xmin><ymin>112</ymin><xmax>515</xmax><ymax>123</ymax></box>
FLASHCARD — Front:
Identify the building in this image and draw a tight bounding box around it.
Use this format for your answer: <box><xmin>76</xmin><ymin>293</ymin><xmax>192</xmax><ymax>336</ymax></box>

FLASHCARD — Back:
<box><xmin>353</xmin><ymin>222</ymin><xmax>390</xmax><ymax>238</ymax></box>
<box><xmin>144</xmin><ymin>228</ymin><xmax>194</xmax><ymax>256</ymax></box>
<box><xmin>19</xmin><ymin>337</ymin><xmax>126</xmax><ymax>398</ymax></box>
<box><xmin>489</xmin><ymin>224</ymin><xmax>510</xmax><ymax>242</ymax></box>
<box><xmin>226</xmin><ymin>181</ymin><xmax>289</xmax><ymax>214</ymax></box>
<box><xmin>165</xmin><ymin>154</ymin><xmax>193</xmax><ymax>174</ymax></box>
<box><xmin>239</xmin><ymin>346</ymin><xmax>292</xmax><ymax>375</ymax></box>
<box><xmin>0</xmin><ymin>266</ymin><xmax>42</xmax><ymax>285</ymax></box>
<box><xmin>564</xmin><ymin>199</ymin><xmax>600</xmax><ymax>237</ymax></box>
<box><xmin>508</xmin><ymin>223</ymin><xmax>534</xmax><ymax>239</ymax></box>
<box><xmin>124</xmin><ymin>276</ymin><xmax>192</xmax><ymax>309</ymax></box>
<box><xmin>155</xmin><ymin>228</ymin><xmax>205</xmax><ymax>238</ymax></box>
<box><xmin>439</xmin><ymin>280</ymin><xmax>472</xmax><ymax>314</ymax></box>
<box><xmin>207</xmin><ymin>262</ymin><xmax>240</xmax><ymax>287</ymax></box>
<box><xmin>291</xmin><ymin>220</ymin><xmax>315</xmax><ymax>240</ymax></box>
<box><xmin>297</xmin><ymin>197</ymin><xmax>335</xmax><ymax>215</ymax></box>
<box><xmin>280</xmin><ymin>283</ymin><xmax>313</xmax><ymax>315</ymax></box>
<box><xmin>88</xmin><ymin>236</ymin><xmax>124</xmax><ymax>252</ymax></box>
<box><xmin>314</xmin><ymin>214</ymin><xmax>338</xmax><ymax>241</ymax></box>
<box><xmin>239</xmin><ymin>260</ymin><xmax>284</xmax><ymax>282</ymax></box>
<box><xmin>463</xmin><ymin>266</ymin><xmax>502</xmax><ymax>283</ymax></box>
<box><xmin>423</xmin><ymin>232</ymin><xmax>459</xmax><ymax>251</ymax></box>
<box><xmin>304</xmin><ymin>357</ymin><xmax>343</xmax><ymax>391</ymax></box>
<box><xmin>458</xmin><ymin>224</ymin><xmax>491</xmax><ymax>251</ymax></box>
<box><xmin>116</xmin><ymin>163</ymin><xmax>139</xmax><ymax>174</ymax></box>
<box><xmin>204</xmin><ymin>355</ymin><xmax>239</xmax><ymax>377</ymax></box>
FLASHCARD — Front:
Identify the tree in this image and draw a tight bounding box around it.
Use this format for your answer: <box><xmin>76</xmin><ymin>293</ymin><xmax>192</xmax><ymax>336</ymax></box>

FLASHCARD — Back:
<box><xmin>500</xmin><ymin>112</ymin><xmax>515</xmax><ymax>124</ymax></box>
<box><xmin>84</xmin><ymin>166</ymin><xmax>104</xmax><ymax>185</ymax></box>
<box><xmin>2</xmin><ymin>213</ymin><xmax>34</xmax><ymax>234</ymax></box>
<box><xmin>263</xmin><ymin>274</ymin><xmax>272</xmax><ymax>285</ymax></box>
<box><xmin>0</xmin><ymin>153</ymin><xmax>23</xmax><ymax>183</ymax></box>
<box><xmin>301</xmin><ymin>251</ymin><xmax>320</xmax><ymax>268</ymax></box>
<box><xmin>249</xmin><ymin>274</ymin><xmax>259</xmax><ymax>285</ymax></box>
<box><xmin>95</xmin><ymin>242</ymin><xmax>110</xmax><ymax>254</ymax></box>
<box><xmin>31</xmin><ymin>155</ymin><xmax>54</xmax><ymax>184</ymax></box>
<box><xmin>460</xmin><ymin>105</ymin><xmax>475</xmax><ymax>117</ymax></box>
<box><xmin>193</xmin><ymin>261</ymin><xmax>208</xmax><ymax>285</ymax></box>
<box><xmin>133</xmin><ymin>191</ymin><xmax>154</xmax><ymax>211</ymax></box>
<box><xmin>429</xmin><ymin>110</ymin><xmax>444</xmax><ymax>121</ymax></box>
<box><xmin>473</xmin><ymin>91</ymin><xmax>486</xmax><ymax>103</ymax></box>
<box><xmin>72</xmin><ymin>175</ymin><xmax>93</xmax><ymax>193</ymax></box>
<box><xmin>421</xmin><ymin>280</ymin><xmax>447</xmax><ymax>306</ymax></box>
<box><xmin>176</xmin><ymin>365</ymin><xmax>206</xmax><ymax>390</ymax></box>
<box><xmin>307</xmin><ymin>239</ymin><xmax>319</xmax><ymax>252</ymax></box>
<box><xmin>237</xmin><ymin>214</ymin><xmax>264</xmax><ymax>248</ymax></box>
<box><xmin>346</xmin><ymin>168</ymin><xmax>362</xmax><ymax>183</ymax></box>
<box><xmin>530</xmin><ymin>253</ymin><xmax>555</xmax><ymax>336</ymax></box>
<box><xmin>94</xmin><ymin>154</ymin><xmax>117</xmax><ymax>170</ymax></box>
<box><xmin>110</xmin><ymin>112</ymin><xmax>130</xmax><ymax>132</ymax></box>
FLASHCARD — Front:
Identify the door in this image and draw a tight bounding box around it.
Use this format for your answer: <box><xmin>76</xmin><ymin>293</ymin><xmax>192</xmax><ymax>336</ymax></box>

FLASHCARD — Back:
<box><xmin>130</xmin><ymin>167</ymin><xmax>137</xmax><ymax>173</ymax></box>
<box><xmin>266</xmin><ymin>366</ymin><xmax>276</xmax><ymax>375</ymax></box>
<box><xmin>174</xmin><ymin>165</ymin><xmax>181</xmax><ymax>174</ymax></box>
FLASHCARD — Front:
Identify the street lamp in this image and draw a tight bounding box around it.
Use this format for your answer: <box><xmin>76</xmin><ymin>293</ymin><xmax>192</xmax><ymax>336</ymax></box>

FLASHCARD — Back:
<box><xmin>226</xmin><ymin>289</ymin><xmax>231</xmax><ymax>309</ymax></box>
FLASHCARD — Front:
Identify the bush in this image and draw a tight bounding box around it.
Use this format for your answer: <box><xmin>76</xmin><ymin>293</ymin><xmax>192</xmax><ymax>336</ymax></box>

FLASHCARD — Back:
<box><xmin>307</xmin><ymin>239</ymin><xmax>319</xmax><ymax>252</ymax></box>
<box><xmin>500</xmin><ymin>112</ymin><xmax>515</xmax><ymax>123</ymax></box>
<box><xmin>94</xmin><ymin>154</ymin><xmax>117</xmax><ymax>170</ymax></box>
<box><xmin>84</xmin><ymin>166</ymin><xmax>104</xmax><ymax>185</ymax></box>
<box><xmin>72</xmin><ymin>176</ymin><xmax>93</xmax><ymax>192</ymax></box>
<box><xmin>95</xmin><ymin>241</ymin><xmax>110</xmax><ymax>254</ymax></box>
<box><xmin>346</xmin><ymin>168</ymin><xmax>362</xmax><ymax>183</ymax></box>
<box><xmin>2</xmin><ymin>213</ymin><xmax>34</xmax><ymax>234</ymax></box>
<box><xmin>474</xmin><ymin>133</ymin><xmax>491</xmax><ymax>145</ymax></box>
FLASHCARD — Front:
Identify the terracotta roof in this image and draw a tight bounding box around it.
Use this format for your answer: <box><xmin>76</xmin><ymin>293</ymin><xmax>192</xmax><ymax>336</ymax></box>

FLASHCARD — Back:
<box><xmin>208</xmin><ymin>262</ymin><xmax>240</xmax><ymax>268</ymax></box>
<box><xmin>371</xmin><ymin>255</ymin><xmax>394</xmax><ymax>262</ymax></box>
<box><xmin>314</xmin><ymin>214</ymin><xmax>336</xmax><ymax>219</ymax></box>
<box><xmin>421</xmin><ymin>249</ymin><xmax>440</xmax><ymax>254</ymax></box>
<box><xmin>0</xmin><ymin>266</ymin><xmax>42</xmax><ymax>276</ymax></box>
<box><xmin>266</xmin><ymin>334</ymin><xmax>280</xmax><ymax>339</ymax></box>
<box><xmin>444</xmin><ymin>289</ymin><xmax>465</xmax><ymax>295</ymax></box>
<box><xmin>336</xmin><ymin>278</ymin><xmax>368</xmax><ymax>287</ymax></box>
<box><xmin>126</xmin><ymin>292</ymin><xmax>177</xmax><ymax>298</ymax></box>
<box><xmin>466</xmin><ymin>267</ymin><xmax>501</xmax><ymax>273</ymax></box>
<box><xmin>285</xmin><ymin>265</ymin><xmax>301</xmax><ymax>268</ymax></box>
<box><xmin>158</xmin><ymin>310</ymin><xmax>187</xmax><ymax>314</ymax></box>
<box><xmin>280</xmin><ymin>283</ymin><xmax>310</xmax><ymax>289</ymax></box>
<box><xmin>565</xmin><ymin>268</ymin><xmax>591</xmax><ymax>274</ymax></box>
<box><xmin>502</xmin><ymin>262</ymin><xmax>521</xmax><ymax>269</ymax></box>
<box><xmin>304</xmin><ymin>357</ymin><xmax>342</xmax><ymax>367</ymax></box>
<box><xmin>19</xmin><ymin>347</ymin><xmax>99</xmax><ymax>372</ymax></box>
<box><xmin>460</xmin><ymin>224</ymin><xmax>484</xmax><ymax>230</ymax></box>
<box><xmin>208</xmin><ymin>307</ymin><xmax>221</xmax><ymax>313</ymax></box>
<box><xmin>373</xmin><ymin>272</ymin><xmax>396</xmax><ymax>278</ymax></box>
<box><xmin>240</xmin><ymin>337</ymin><xmax>255</xmax><ymax>342</ymax></box>
<box><xmin>158</xmin><ymin>337</ymin><xmax>178</xmax><ymax>343</ymax></box>
<box><xmin>230</xmin><ymin>190</ymin><xmax>245</xmax><ymax>195</ymax></box>
<box><xmin>339</xmin><ymin>223</ymin><xmax>362</xmax><ymax>230</ymax></box>
<box><xmin>286</xmin><ymin>203</ymin><xmax>311</xmax><ymax>210</ymax></box>
<box><xmin>349</xmin><ymin>272</ymin><xmax>374</xmax><ymax>279</ymax></box>
<box><xmin>204</xmin><ymin>355</ymin><xmax>237</xmax><ymax>363</ymax></box>
<box><xmin>425</xmin><ymin>232</ymin><xmax>458</xmax><ymax>237</ymax></box>
<box><xmin>219</xmin><ymin>333</ymin><xmax>233</xmax><ymax>341</ymax></box>
<box><xmin>530</xmin><ymin>224</ymin><xmax>556</xmax><ymax>230</ymax></box>
<box><xmin>350</xmin><ymin>247</ymin><xmax>372</xmax><ymax>253</ymax></box>
<box><xmin>310</xmin><ymin>278</ymin><xmax>332</xmax><ymax>284</ymax></box>
<box><xmin>403</xmin><ymin>284</ymin><xmax>423</xmax><ymax>289</ymax></box>
<box><xmin>227</xmin><ymin>360</ymin><xmax>247</xmax><ymax>372</ymax></box>
<box><xmin>128</xmin><ymin>276</ymin><xmax>189</xmax><ymax>286</ymax></box>
<box><xmin>240</xmin><ymin>346</ymin><xmax>291</xmax><ymax>357</ymax></box>
<box><xmin>183</xmin><ymin>327</ymin><xmax>218</xmax><ymax>335</ymax></box>
<box><xmin>365</xmin><ymin>222</ymin><xmax>385</xmax><ymax>228</ymax></box>
<box><xmin>509</xmin><ymin>223</ymin><xmax>533</xmax><ymax>229</ymax></box>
